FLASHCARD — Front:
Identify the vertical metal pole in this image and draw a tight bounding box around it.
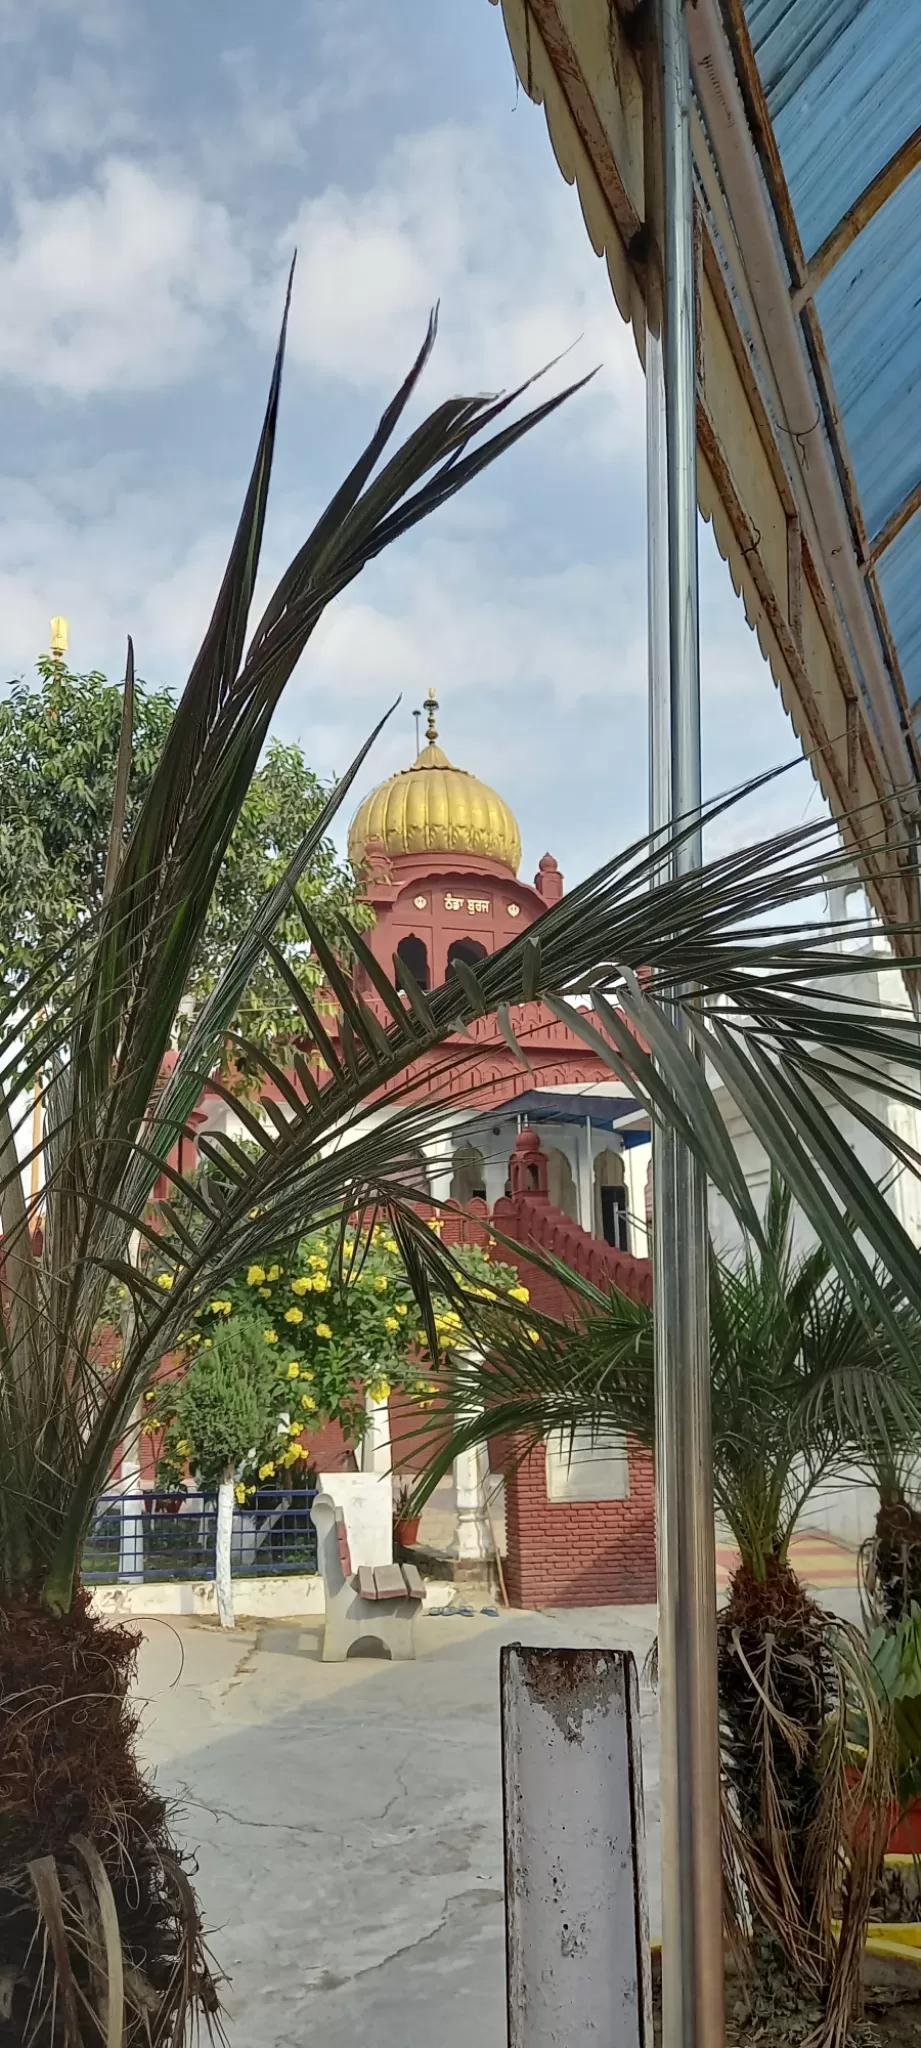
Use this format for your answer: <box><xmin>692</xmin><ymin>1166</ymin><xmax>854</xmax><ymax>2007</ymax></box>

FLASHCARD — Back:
<box><xmin>645</xmin><ymin>2</ymin><xmax>724</xmax><ymax>2045</ymax></box>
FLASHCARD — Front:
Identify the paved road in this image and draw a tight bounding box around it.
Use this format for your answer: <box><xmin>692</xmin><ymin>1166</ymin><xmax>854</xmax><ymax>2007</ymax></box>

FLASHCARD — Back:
<box><xmin>135</xmin><ymin>1603</ymin><xmax>658</xmax><ymax>2048</ymax></box>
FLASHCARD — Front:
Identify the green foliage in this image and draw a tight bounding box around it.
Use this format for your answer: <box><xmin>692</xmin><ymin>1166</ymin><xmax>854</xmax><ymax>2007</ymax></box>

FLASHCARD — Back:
<box><xmin>145</xmin><ymin>1222</ymin><xmax>519</xmax><ymax>1497</ymax></box>
<box><xmin>166</xmin><ymin>1316</ymin><xmax>278</xmax><ymax>1491</ymax></box>
<box><xmin>0</xmin><ymin>659</ymin><xmax>369</xmax><ymax>1047</ymax></box>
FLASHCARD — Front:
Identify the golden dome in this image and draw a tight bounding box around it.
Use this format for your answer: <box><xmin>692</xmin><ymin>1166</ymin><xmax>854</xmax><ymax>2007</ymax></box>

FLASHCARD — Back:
<box><xmin>348</xmin><ymin>690</ymin><xmax>521</xmax><ymax>875</ymax></box>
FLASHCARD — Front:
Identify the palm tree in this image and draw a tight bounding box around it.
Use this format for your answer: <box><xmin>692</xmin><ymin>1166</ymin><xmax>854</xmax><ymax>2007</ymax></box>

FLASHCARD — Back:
<box><xmin>412</xmin><ymin>1178</ymin><xmax>913</xmax><ymax>2044</ymax></box>
<box><xmin>0</xmin><ymin>300</ymin><xmax>604</xmax><ymax>2047</ymax></box>
<box><xmin>5</xmin><ymin>286</ymin><xmax>921</xmax><ymax>2043</ymax></box>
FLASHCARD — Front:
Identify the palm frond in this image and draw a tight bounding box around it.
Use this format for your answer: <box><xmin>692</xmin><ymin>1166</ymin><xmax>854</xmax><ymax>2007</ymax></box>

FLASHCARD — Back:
<box><xmin>407</xmin><ymin>1181</ymin><xmax>921</xmax><ymax>1574</ymax></box>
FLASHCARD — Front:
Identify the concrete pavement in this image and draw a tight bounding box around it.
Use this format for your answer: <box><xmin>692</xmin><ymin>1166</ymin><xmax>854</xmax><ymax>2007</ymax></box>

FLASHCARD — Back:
<box><xmin>134</xmin><ymin>1603</ymin><xmax>658</xmax><ymax>2048</ymax></box>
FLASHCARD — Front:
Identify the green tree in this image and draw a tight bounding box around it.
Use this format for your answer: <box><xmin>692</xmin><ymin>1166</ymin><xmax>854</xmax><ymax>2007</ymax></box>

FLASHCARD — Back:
<box><xmin>0</xmin><ymin>658</ymin><xmax>369</xmax><ymax>1048</ymax></box>
<box><xmin>169</xmin><ymin>1317</ymin><xmax>278</xmax><ymax>1628</ymax></box>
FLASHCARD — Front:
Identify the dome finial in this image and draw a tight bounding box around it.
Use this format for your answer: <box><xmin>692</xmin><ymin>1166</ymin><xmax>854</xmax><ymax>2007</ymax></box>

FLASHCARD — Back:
<box><xmin>425</xmin><ymin>686</ymin><xmax>439</xmax><ymax>745</ymax></box>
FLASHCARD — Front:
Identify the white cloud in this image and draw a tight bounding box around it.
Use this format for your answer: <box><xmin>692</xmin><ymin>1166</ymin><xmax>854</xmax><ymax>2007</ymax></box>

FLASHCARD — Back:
<box><xmin>0</xmin><ymin>0</ymin><xmax>125</xmax><ymax>43</ymax></box>
<box><xmin>280</xmin><ymin>123</ymin><xmax>641</xmax><ymax>461</ymax></box>
<box><xmin>0</xmin><ymin>159</ymin><xmax>250</xmax><ymax>395</ymax></box>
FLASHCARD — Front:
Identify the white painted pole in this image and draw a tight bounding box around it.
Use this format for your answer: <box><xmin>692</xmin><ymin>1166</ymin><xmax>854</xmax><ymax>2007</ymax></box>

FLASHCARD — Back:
<box><xmin>501</xmin><ymin>1645</ymin><xmax>652</xmax><ymax>2047</ymax></box>
<box><xmin>215</xmin><ymin>1466</ymin><xmax>235</xmax><ymax>1629</ymax></box>
<box><xmin>361</xmin><ymin>1388</ymin><xmax>392</xmax><ymax>1474</ymax></box>
<box><xmin>645</xmin><ymin>1</ymin><xmax>724</xmax><ymax>2043</ymax></box>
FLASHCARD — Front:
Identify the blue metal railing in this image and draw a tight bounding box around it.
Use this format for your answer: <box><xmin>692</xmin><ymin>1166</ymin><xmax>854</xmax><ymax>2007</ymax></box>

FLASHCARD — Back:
<box><xmin>82</xmin><ymin>1488</ymin><xmax>318</xmax><ymax>1584</ymax></box>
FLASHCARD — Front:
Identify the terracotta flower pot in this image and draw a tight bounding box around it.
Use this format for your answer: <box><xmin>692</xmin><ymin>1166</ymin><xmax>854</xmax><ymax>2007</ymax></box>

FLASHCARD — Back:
<box><xmin>888</xmin><ymin>1800</ymin><xmax>921</xmax><ymax>1856</ymax></box>
<box><xmin>394</xmin><ymin>1515</ymin><xmax>421</xmax><ymax>1547</ymax></box>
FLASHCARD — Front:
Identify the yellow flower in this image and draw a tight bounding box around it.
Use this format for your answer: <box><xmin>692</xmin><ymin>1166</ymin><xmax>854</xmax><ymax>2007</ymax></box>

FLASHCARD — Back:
<box><xmin>267</xmin><ymin>1264</ymin><xmax>282</xmax><ymax>1282</ymax></box>
<box><xmin>367</xmin><ymin>1378</ymin><xmax>391</xmax><ymax>1403</ymax></box>
<box><xmin>157</xmin><ymin>1273</ymin><xmax>174</xmax><ymax>1290</ymax></box>
<box><xmin>527</xmin><ymin>1328</ymin><xmax>541</xmax><ymax>1345</ymax></box>
<box><xmin>291</xmin><ymin>1275</ymin><xmax>312</xmax><ymax>1295</ymax></box>
<box><xmin>395</xmin><ymin>1303</ymin><xmax>408</xmax><ymax>1317</ymax></box>
<box><xmin>509</xmin><ymin>1285</ymin><xmax>530</xmax><ymax>1304</ymax></box>
<box><xmin>144</xmin><ymin>1418</ymin><xmax>161</xmax><ymax>1432</ymax></box>
<box><xmin>263</xmin><ymin>1329</ymin><xmax>278</xmax><ymax>1344</ymax></box>
<box><xmin>374</xmin><ymin>1275</ymin><xmax>388</xmax><ymax>1293</ymax></box>
<box><xmin>202</xmin><ymin>1338</ymin><xmax>212</xmax><ymax>1348</ymax></box>
<box><xmin>315</xmin><ymin>1322</ymin><xmax>333</xmax><ymax>1340</ymax></box>
<box><xmin>288</xmin><ymin>1420</ymin><xmax>302</xmax><ymax>1436</ymax></box>
<box><xmin>311</xmin><ymin>1275</ymin><xmax>329</xmax><ymax>1293</ymax></box>
<box><xmin>301</xmin><ymin>1367</ymin><xmax>314</xmax><ymax>1381</ymax></box>
<box><xmin>285</xmin><ymin>1306</ymin><xmax>304</xmax><ymax>1324</ymax></box>
<box><xmin>144</xmin><ymin>1389</ymin><xmax>156</xmax><ymax>1403</ymax></box>
<box><xmin>426</xmin><ymin>1217</ymin><xmax>443</xmax><ymax>1233</ymax></box>
<box><xmin>258</xmin><ymin>1461</ymin><xmax>276</xmax><ymax>1480</ymax></box>
<box><xmin>210</xmin><ymin>1299</ymin><xmax>232</xmax><ymax>1316</ymax></box>
<box><xmin>258</xmin><ymin>1286</ymin><xmax>271</xmax><ymax>1298</ymax></box>
<box><xmin>287</xmin><ymin>1362</ymin><xmax>300</xmax><ymax>1379</ymax></box>
<box><xmin>235</xmin><ymin>1483</ymin><xmax>247</xmax><ymax>1505</ymax></box>
<box><xmin>301</xmin><ymin>1393</ymin><xmax>316</xmax><ymax>1411</ymax></box>
<box><xmin>247</xmin><ymin>1265</ymin><xmax>266</xmax><ymax>1286</ymax></box>
<box><xmin>384</xmin><ymin>1315</ymin><xmax>399</xmax><ymax>1333</ymax></box>
<box><xmin>383</xmin><ymin>1238</ymin><xmax>399</xmax><ymax>1255</ymax></box>
<box><xmin>176</xmin><ymin>1439</ymin><xmax>191</xmax><ymax>1456</ymax></box>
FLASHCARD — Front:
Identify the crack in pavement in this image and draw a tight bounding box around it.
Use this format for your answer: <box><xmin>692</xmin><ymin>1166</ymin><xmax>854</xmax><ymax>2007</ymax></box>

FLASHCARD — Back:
<box><xmin>308</xmin><ymin>1886</ymin><xmax>506</xmax><ymax>1995</ymax></box>
<box><xmin>167</xmin><ymin>1766</ymin><xmax>418</xmax><ymax>1840</ymax></box>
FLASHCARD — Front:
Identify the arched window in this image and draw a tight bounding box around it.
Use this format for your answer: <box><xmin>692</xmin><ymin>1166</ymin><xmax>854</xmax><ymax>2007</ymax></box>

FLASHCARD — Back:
<box><xmin>395</xmin><ymin>933</ymin><xmax>429</xmax><ymax>991</ymax></box>
<box><xmin>451</xmin><ymin>1144</ymin><xmax>487</xmax><ymax>1204</ymax></box>
<box><xmin>545</xmin><ymin>1145</ymin><xmax>578</xmax><ymax>1221</ymax></box>
<box><xmin>448</xmin><ymin>936</ymin><xmax>488</xmax><ymax>978</ymax></box>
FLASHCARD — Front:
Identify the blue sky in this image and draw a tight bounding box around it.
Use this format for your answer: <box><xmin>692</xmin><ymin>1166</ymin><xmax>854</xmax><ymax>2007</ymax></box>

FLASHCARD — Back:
<box><xmin>0</xmin><ymin>0</ymin><xmax>821</xmax><ymax>883</ymax></box>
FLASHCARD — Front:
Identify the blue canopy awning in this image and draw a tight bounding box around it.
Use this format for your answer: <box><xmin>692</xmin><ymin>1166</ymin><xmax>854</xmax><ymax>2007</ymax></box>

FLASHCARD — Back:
<box><xmin>743</xmin><ymin>0</ymin><xmax>921</xmax><ymax>731</ymax></box>
<box><xmin>493</xmin><ymin>1088</ymin><xmax>647</xmax><ymax>1134</ymax></box>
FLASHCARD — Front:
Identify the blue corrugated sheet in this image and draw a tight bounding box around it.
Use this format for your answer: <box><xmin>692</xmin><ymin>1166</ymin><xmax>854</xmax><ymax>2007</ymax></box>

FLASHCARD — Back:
<box><xmin>743</xmin><ymin>0</ymin><xmax>921</xmax><ymax>713</ymax></box>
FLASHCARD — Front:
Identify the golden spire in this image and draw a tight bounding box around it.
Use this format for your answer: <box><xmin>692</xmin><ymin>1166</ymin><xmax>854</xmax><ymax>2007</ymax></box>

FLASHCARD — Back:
<box><xmin>49</xmin><ymin>617</ymin><xmax>69</xmax><ymax>660</ymax></box>
<box><xmin>425</xmin><ymin>686</ymin><xmax>439</xmax><ymax>745</ymax></box>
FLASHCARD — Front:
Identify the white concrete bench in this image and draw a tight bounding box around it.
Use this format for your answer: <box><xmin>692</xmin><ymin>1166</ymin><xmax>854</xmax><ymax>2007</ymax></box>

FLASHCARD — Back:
<box><xmin>310</xmin><ymin>1492</ymin><xmax>424</xmax><ymax>1661</ymax></box>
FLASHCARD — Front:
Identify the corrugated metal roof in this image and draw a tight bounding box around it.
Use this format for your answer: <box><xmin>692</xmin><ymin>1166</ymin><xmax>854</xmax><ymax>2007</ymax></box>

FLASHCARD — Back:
<box><xmin>744</xmin><ymin>0</ymin><xmax>921</xmax><ymax>716</ymax></box>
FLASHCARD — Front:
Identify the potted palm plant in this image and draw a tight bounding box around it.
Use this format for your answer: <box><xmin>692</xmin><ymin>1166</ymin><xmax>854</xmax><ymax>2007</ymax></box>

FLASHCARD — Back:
<box><xmin>393</xmin><ymin>1479</ymin><xmax>422</xmax><ymax>1549</ymax></box>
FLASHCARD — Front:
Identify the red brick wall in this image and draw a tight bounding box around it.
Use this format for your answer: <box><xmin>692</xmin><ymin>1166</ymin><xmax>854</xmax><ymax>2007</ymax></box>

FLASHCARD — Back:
<box><xmin>503</xmin><ymin>1438</ymin><xmax>656</xmax><ymax>1607</ymax></box>
<box><xmin>488</xmin><ymin>1179</ymin><xmax>656</xmax><ymax>1608</ymax></box>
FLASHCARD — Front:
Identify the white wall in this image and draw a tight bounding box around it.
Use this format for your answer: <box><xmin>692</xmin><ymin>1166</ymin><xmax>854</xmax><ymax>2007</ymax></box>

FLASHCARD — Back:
<box><xmin>704</xmin><ymin>952</ymin><xmax>921</xmax><ymax>1549</ymax></box>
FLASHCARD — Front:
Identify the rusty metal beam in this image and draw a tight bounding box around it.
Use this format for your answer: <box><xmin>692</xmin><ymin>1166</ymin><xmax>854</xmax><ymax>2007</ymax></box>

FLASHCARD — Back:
<box><xmin>793</xmin><ymin>123</ymin><xmax>921</xmax><ymax>311</ymax></box>
<box><xmin>515</xmin><ymin>0</ymin><xmax>644</xmax><ymax>257</ymax></box>
<box><xmin>868</xmin><ymin>473</ymin><xmax>921</xmax><ymax>567</ymax></box>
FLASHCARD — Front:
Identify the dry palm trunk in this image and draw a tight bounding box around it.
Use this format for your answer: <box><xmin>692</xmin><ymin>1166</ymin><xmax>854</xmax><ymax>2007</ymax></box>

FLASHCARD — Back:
<box><xmin>0</xmin><ymin>1593</ymin><xmax>221</xmax><ymax>2046</ymax></box>
<box><xmin>872</xmin><ymin>1496</ymin><xmax>921</xmax><ymax>1625</ymax></box>
<box><xmin>718</xmin><ymin>1558</ymin><xmax>892</xmax><ymax>2048</ymax></box>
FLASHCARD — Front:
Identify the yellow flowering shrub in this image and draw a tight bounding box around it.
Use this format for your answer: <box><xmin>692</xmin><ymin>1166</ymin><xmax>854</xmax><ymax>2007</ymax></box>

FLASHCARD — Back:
<box><xmin>155</xmin><ymin>1221</ymin><xmax>523</xmax><ymax>1491</ymax></box>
